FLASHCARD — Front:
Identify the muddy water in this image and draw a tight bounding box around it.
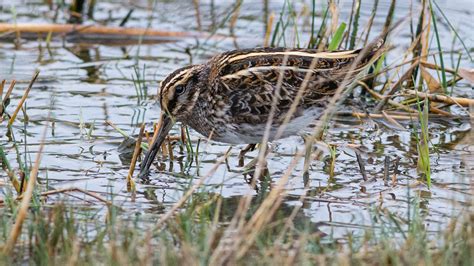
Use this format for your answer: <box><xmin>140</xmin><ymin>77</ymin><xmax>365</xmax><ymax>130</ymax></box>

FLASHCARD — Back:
<box><xmin>0</xmin><ymin>0</ymin><xmax>473</xmax><ymax>239</ymax></box>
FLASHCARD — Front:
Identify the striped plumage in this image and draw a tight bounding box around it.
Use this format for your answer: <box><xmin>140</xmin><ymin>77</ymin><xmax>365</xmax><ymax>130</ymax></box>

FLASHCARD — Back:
<box><xmin>139</xmin><ymin>39</ymin><xmax>385</xmax><ymax>177</ymax></box>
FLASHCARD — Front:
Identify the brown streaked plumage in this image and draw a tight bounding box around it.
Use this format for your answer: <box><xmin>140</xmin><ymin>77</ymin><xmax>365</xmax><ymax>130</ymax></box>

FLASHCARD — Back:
<box><xmin>139</xmin><ymin>39</ymin><xmax>385</xmax><ymax>177</ymax></box>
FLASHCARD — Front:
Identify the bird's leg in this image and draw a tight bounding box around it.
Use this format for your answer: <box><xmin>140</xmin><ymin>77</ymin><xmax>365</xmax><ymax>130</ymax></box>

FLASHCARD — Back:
<box><xmin>302</xmin><ymin>135</ymin><xmax>328</xmax><ymax>186</ymax></box>
<box><xmin>303</xmin><ymin>136</ymin><xmax>312</xmax><ymax>185</ymax></box>
<box><xmin>238</xmin><ymin>143</ymin><xmax>257</xmax><ymax>167</ymax></box>
<box><xmin>242</xmin><ymin>143</ymin><xmax>271</xmax><ymax>189</ymax></box>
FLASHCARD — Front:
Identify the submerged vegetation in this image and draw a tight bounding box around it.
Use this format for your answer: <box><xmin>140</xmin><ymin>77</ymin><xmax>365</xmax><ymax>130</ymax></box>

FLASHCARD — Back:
<box><xmin>0</xmin><ymin>0</ymin><xmax>473</xmax><ymax>264</ymax></box>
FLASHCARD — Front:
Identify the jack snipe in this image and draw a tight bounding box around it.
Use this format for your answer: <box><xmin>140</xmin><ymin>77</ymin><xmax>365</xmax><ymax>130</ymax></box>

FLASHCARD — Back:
<box><xmin>139</xmin><ymin>38</ymin><xmax>385</xmax><ymax>177</ymax></box>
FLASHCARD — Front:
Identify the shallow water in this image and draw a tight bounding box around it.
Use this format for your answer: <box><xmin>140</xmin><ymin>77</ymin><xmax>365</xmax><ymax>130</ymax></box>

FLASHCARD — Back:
<box><xmin>0</xmin><ymin>0</ymin><xmax>473</xmax><ymax>240</ymax></box>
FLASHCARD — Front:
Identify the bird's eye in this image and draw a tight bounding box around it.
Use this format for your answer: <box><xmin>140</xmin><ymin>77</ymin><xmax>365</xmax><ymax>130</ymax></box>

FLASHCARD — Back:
<box><xmin>175</xmin><ymin>85</ymin><xmax>186</xmax><ymax>95</ymax></box>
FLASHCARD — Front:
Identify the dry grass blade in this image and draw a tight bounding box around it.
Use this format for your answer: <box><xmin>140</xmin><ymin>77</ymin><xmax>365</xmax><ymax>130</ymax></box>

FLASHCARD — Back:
<box><xmin>0</xmin><ymin>146</ymin><xmax>21</xmax><ymax>193</ymax></box>
<box><xmin>0</xmin><ymin>187</ymin><xmax>114</xmax><ymax>207</ymax></box>
<box><xmin>421</xmin><ymin>61</ymin><xmax>460</xmax><ymax>75</ymax></box>
<box><xmin>105</xmin><ymin>120</ymin><xmax>128</xmax><ymax>138</ymax></box>
<box><xmin>421</xmin><ymin>66</ymin><xmax>442</xmax><ymax>92</ymax></box>
<box><xmin>1</xmin><ymin>80</ymin><xmax>16</xmax><ymax>116</ymax></box>
<box><xmin>126</xmin><ymin>124</ymin><xmax>145</xmax><ymax>192</ymax></box>
<box><xmin>404</xmin><ymin>90</ymin><xmax>474</xmax><ymax>107</ymax></box>
<box><xmin>192</xmin><ymin>0</ymin><xmax>202</xmax><ymax>31</ymax></box>
<box><xmin>229</xmin><ymin>0</ymin><xmax>242</xmax><ymax>39</ymax></box>
<box><xmin>263</xmin><ymin>12</ymin><xmax>275</xmax><ymax>47</ymax></box>
<box><xmin>210</xmin><ymin>153</ymin><xmax>300</xmax><ymax>264</ymax></box>
<box><xmin>429</xmin><ymin>105</ymin><xmax>452</xmax><ymax>116</ymax></box>
<box><xmin>4</xmin><ymin>80</ymin><xmax>15</xmax><ymax>102</ymax></box>
<box><xmin>374</xmin><ymin>62</ymin><xmax>419</xmax><ymax>112</ymax></box>
<box><xmin>8</xmin><ymin>71</ymin><xmax>39</xmax><ymax>126</ymax></box>
<box><xmin>420</xmin><ymin>1</ymin><xmax>431</xmax><ymax>61</ymax></box>
<box><xmin>3</xmin><ymin>117</ymin><xmax>48</xmax><ymax>254</ymax></box>
<box><xmin>382</xmin><ymin>111</ymin><xmax>406</xmax><ymax>130</ymax></box>
<box><xmin>358</xmin><ymin>81</ymin><xmax>417</xmax><ymax>113</ymax></box>
<box><xmin>0</xmin><ymin>80</ymin><xmax>4</xmax><ymax>99</ymax></box>
<box><xmin>154</xmin><ymin>151</ymin><xmax>230</xmax><ymax>231</ymax></box>
<box><xmin>329</xmin><ymin>0</ymin><xmax>339</xmax><ymax>34</ymax></box>
<box><xmin>348</xmin><ymin>112</ymin><xmax>418</xmax><ymax>120</ymax></box>
<box><xmin>458</xmin><ymin>68</ymin><xmax>474</xmax><ymax>85</ymax></box>
<box><xmin>166</xmin><ymin>139</ymin><xmax>174</xmax><ymax>160</ymax></box>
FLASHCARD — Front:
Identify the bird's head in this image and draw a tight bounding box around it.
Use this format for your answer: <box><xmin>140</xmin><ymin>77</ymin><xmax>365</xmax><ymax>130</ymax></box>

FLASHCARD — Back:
<box><xmin>159</xmin><ymin>64</ymin><xmax>203</xmax><ymax>120</ymax></box>
<box><xmin>138</xmin><ymin>64</ymin><xmax>203</xmax><ymax>178</ymax></box>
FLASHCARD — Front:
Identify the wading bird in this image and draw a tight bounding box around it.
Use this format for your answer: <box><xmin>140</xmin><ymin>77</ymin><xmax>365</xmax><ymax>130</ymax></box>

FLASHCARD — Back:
<box><xmin>138</xmin><ymin>38</ymin><xmax>386</xmax><ymax>178</ymax></box>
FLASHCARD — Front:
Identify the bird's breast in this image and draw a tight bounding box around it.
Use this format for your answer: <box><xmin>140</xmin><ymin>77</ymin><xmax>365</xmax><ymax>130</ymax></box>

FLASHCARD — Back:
<box><xmin>186</xmin><ymin>106</ymin><xmax>324</xmax><ymax>144</ymax></box>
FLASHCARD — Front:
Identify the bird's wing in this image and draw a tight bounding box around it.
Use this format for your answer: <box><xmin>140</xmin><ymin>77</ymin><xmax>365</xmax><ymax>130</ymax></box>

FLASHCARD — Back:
<box><xmin>208</xmin><ymin>47</ymin><xmax>363</xmax><ymax>82</ymax></box>
<box><xmin>207</xmin><ymin>45</ymin><xmax>385</xmax><ymax>125</ymax></box>
<box><xmin>214</xmin><ymin>66</ymin><xmax>339</xmax><ymax>125</ymax></box>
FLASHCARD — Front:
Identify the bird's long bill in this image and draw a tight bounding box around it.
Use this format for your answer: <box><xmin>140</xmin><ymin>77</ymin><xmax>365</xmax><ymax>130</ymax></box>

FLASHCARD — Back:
<box><xmin>138</xmin><ymin>113</ymin><xmax>174</xmax><ymax>178</ymax></box>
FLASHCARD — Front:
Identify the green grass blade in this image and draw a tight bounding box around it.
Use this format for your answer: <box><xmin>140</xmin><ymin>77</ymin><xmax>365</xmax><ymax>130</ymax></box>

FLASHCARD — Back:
<box><xmin>415</xmin><ymin>90</ymin><xmax>431</xmax><ymax>187</ymax></box>
<box><xmin>373</xmin><ymin>52</ymin><xmax>386</xmax><ymax>75</ymax></box>
<box><xmin>433</xmin><ymin>0</ymin><xmax>473</xmax><ymax>61</ymax></box>
<box><xmin>313</xmin><ymin>6</ymin><xmax>329</xmax><ymax>48</ymax></box>
<box><xmin>270</xmin><ymin>20</ymin><xmax>281</xmax><ymax>47</ymax></box>
<box><xmin>328</xmin><ymin>22</ymin><xmax>346</xmax><ymax>51</ymax></box>
<box><xmin>308</xmin><ymin>0</ymin><xmax>316</xmax><ymax>48</ymax></box>
<box><xmin>349</xmin><ymin>0</ymin><xmax>361</xmax><ymax>49</ymax></box>
<box><xmin>429</xmin><ymin>1</ymin><xmax>447</xmax><ymax>91</ymax></box>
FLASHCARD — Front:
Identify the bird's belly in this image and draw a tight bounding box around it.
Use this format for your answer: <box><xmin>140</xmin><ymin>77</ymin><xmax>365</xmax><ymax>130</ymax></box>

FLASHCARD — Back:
<box><xmin>211</xmin><ymin>107</ymin><xmax>323</xmax><ymax>144</ymax></box>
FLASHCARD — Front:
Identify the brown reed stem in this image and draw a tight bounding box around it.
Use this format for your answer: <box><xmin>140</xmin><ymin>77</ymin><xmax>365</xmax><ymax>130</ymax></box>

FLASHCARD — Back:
<box><xmin>349</xmin><ymin>112</ymin><xmax>417</xmax><ymax>120</ymax></box>
<box><xmin>1</xmin><ymin>80</ymin><xmax>16</xmax><ymax>116</ymax></box>
<box><xmin>0</xmin><ymin>80</ymin><xmax>4</xmax><ymax>99</ymax></box>
<box><xmin>358</xmin><ymin>81</ymin><xmax>417</xmax><ymax>113</ymax></box>
<box><xmin>3</xmin><ymin>187</ymin><xmax>114</xmax><ymax>206</ymax></box>
<box><xmin>0</xmin><ymin>146</ymin><xmax>21</xmax><ymax>193</ymax></box>
<box><xmin>263</xmin><ymin>12</ymin><xmax>274</xmax><ymax>47</ymax></box>
<box><xmin>404</xmin><ymin>90</ymin><xmax>474</xmax><ymax>107</ymax></box>
<box><xmin>0</xmin><ymin>80</ymin><xmax>4</xmax><ymax>116</ymax></box>
<box><xmin>8</xmin><ymin>71</ymin><xmax>39</xmax><ymax>126</ymax></box>
<box><xmin>374</xmin><ymin>62</ymin><xmax>419</xmax><ymax>112</ymax></box>
<box><xmin>126</xmin><ymin>124</ymin><xmax>145</xmax><ymax>192</ymax></box>
<box><xmin>192</xmin><ymin>0</ymin><xmax>202</xmax><ymax>31</ymax></box>
<box><xmin>381</xmin><ymin>111</ymin><xmax>406</xmax><ymax>130</ymax></box>
<box><xmin>3</xmin><ymin>116</ymin><xmax>48</xmax><ymax>254</ymax></box>
<box><xmin>0</xmin><ymin>23</ymin><xmax>201</xmax><ymax>38</ymax></box>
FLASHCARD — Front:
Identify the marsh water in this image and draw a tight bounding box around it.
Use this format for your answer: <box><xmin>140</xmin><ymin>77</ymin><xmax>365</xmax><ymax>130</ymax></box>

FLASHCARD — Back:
<box><xmin>0</xmin><ymin>0</ymin><xmax>473</xmax><ymax>241</ymax></box>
